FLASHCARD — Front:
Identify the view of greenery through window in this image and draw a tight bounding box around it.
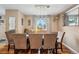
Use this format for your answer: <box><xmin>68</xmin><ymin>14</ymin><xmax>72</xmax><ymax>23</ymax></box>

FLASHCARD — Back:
<box><xmin>64</xmin><ymin>7</ymin><xmax>79</xmax><ymax>26</ymax></box>
<box><xmin>36</xmin><ymin>17</ymin><xmax>47</xmax><ymax>31</ymax></box>
<box><xmin>68</xmin><ymin>15</ymin><xmax>78</xmax><ymax>26</ymax></box>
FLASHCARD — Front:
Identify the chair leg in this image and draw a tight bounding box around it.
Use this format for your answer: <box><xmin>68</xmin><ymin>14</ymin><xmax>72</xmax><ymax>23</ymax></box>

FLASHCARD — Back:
<box><xmin>25</xmin><ymin>49</ymin><xmax>28</xmax><ymax>53</ymax></box>
<box><xmin>48</xmin><ymin>49</ymin><xmax>52</xmax><ymax>54</ymax></box>
<box><xmin>8</xmin><ymin>44</ymin><xmax>10</xmax><ymax>51</ymax></box>
<box><xmin>52</xmin><ymin>49</ymin><xmax>54</xmax><ymax>54</ymax></box>
<box><xmin>14</xmin><ymin>49</ymin><xmax>16</xmax><ymax>54</ymax></box>
<box><xmin>52</xmin><ymin>49</ymin><xmax>57</xmax><ymax>54</ymax></box>
<box><xmin>31</xmin><ymin>49</ymin><xmax>35</xmax><ymax>54</ymax></box>
<box><xmin>38</xmin><ymin>49</ymin><xmax>40</xmax><ymax>54</ymax></box>
<box><xmin>56</xmin><ymin>48</ymin><xmax>58</xmax><ymax>54</ymax></box>
<box><xmin>14</xmin><ymin>49</ymin><xmax>18</xmax><ymax>54</ymax></box>
<box><xmin>31</xmin><ymin>49</ymin><xmax>33</xmax><ymax>54</ymax></box>
<box><xmin>55</xmin><ymin>44</ymin><xmax>58</xmax><ymax>54</ymax></box>
<box><xmin>53</xmin><ymin>48</ymin><xmax>58</xmax><ymax>54</ymax></box>
<box><xmin>61</xmin><ymin>43</ymin><xmax>63</xmax><ymax>52</ymax></box>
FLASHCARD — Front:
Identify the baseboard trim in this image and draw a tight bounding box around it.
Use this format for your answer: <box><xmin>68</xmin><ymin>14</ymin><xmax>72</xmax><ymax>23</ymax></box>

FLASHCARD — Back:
<box><xmin>63</xmin><ymin>43</ymin><xmax>79</xmax><ymax>54</ymax></box>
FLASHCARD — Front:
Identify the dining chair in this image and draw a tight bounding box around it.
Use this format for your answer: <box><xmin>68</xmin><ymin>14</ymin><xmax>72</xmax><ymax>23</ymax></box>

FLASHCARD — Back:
<box><xmin>5</xmin><ymin>31</ymin><xmax>15</xmax><ymax>52</ymax></box>
<box><xmin>13</xmin><ymin>34</ymin><xmax>28</xmax><ymax>54</ymax></box>
<box><xmin>57</xmin><ymin>31</ymin><xmax>65</xmax><ymax>52</ymax></box>
<box><xmin>43</xmin><ymin>34</ymin><xmax>57</xmax><ymax>54</ymax></box>
<box><xmin>29</xmin><ymin>34</ymin><xmax>42</xmax><ymax>54</ymax></box>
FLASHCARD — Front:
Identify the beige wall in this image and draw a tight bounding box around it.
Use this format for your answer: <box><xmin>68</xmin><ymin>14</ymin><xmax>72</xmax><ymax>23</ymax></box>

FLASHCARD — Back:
<box><xmin>5</xmin><ymin>9</ymin><xmax>25</xmax><ymax>33</ymax></box>
<box><xmin>5</xmin><ymin>10</ymin><xmax>59</xmax><ymax>33</ymax></box>
<box><xmin>50</xmin><ymin>16</ymin><xmax>59</xmax><ymax>32</ymax></box>
<box><xmin>24</xmin><ymin>15</ymin><xmax>33</xmax><ymax>30</ymax></box>
<box><xmin>17</xmin><ymin>11</ymin><xmax>25</xmax><ymax>33</ymax></box>
<box><xmin>24</xmin><ymin>15</ymin><xmax>58</xmax><ymax>33</ymax></box>
<box><xmin>0</xmin><ymin>9</ymin><xmax>59</xmax><ymax>39</ymax></box>
<box><xmin>58</xmin><ymin>14</ymin><xmax>79</xmax><ymax>52</ymax></box>
<box><xmin>0</xmin><ymin>10</ymin><xmax>19</xmax><ymax>38</ymax></box>
<box><xmin>5</xmin><ymin>10</ymin><xmax>18</xmax><ymax>32</ymax></box>
<box><xmin>0</xmin><ymin>9</ymin><xmax>25</xmax><ymax>38</ymax></box>
<box><xmin>63</xmin><ymin>26</ymin><xmax>79</xmax><ymax>52</ymax></box>
<box><xmin>57</xmin><ymin>14</ymin><xmax>64</xmax><ymax>31</ymax></box>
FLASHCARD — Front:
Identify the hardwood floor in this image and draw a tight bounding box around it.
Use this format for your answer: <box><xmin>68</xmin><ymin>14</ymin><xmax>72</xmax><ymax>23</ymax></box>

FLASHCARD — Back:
<box><xmin>0</xmin><ymin>44</ymin><xmax>72</xmax><ymax>54</ymax></box>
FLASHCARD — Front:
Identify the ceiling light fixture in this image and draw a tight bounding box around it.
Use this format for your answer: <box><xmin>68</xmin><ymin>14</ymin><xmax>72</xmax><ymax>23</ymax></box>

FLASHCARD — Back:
<box><xmin>35</xmin><ymin>5</ymin><xmax>50</xmax><ymax>8</ymax></box>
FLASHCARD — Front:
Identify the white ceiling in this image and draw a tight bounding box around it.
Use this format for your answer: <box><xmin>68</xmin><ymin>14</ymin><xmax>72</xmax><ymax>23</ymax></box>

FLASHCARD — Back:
<box><xmin>0</xmin><ymin>4</ymin><xmax>75</xmax><ymax>15</ymax></box>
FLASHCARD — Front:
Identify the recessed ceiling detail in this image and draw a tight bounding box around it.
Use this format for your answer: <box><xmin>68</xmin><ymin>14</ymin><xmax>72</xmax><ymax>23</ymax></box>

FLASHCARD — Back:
<box><xmin>0</xmin><ymin>4</ymin><xmax>75</xmax><ymax>15</ymax></box>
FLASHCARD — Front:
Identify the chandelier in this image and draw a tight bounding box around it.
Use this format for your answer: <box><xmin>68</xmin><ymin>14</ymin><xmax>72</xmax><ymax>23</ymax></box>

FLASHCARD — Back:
<box><xmin>35</xmin><ymin>5</ymin><xmax>50</xmax><ymax>8</ymax></box>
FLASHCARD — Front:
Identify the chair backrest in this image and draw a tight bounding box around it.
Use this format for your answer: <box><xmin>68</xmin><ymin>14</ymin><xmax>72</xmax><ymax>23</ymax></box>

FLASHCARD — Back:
<box><xmin>5</xmin><ymin>32</ymin><xmax>14</xmax><ymax>42</ymax></box>
<box><xmin>14</xmin><ymin>34</ymin><xmax>27</xmax><ymax>49</ymax></box>
<box><xmin>43</xmin><ymin>34</ymin><xmax>57</xmax><ymax>49</ymax></box>
<box><xmin>57</xmin><ymin>31</ymin><xmax>65</xmax><ymax>42</ymax></box>
<box><xmin>8</xmin><ymin>30</ymin><xmax>15</xmax><ymax>33</ymax></box>
<box><xmin>29</xmin><ymin>34</ymin><xmax>42</xmax><ymax>49</ymax></box>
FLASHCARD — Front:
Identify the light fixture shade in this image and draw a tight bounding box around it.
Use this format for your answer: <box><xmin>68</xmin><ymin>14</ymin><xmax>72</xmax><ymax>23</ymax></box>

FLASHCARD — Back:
<box><xmin>35</xmin><ymin>5</ymin><xmax>50</xmax><ymax>8</ymax></box>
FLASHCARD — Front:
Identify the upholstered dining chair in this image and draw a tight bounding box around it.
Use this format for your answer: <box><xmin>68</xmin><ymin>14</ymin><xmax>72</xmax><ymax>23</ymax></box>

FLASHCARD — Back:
<box><xmin>57</xmin><ymin>31</ymin><xmax>65</xmax><ymax>52</ymax></box>
<box><xmin>29</xmin><ymin>34</ymin><xmax>42</xmax><ymax>54</ymax></box>
<box><xmin>43</xmin><ymin>34</ymin><xmax>57</xmax><ymax>54</ymax></box>
<box><xmin>13</xmin><ymin>34</ymin><xmax>28</xmax><ymax>54</ymax></box>
<box><xmin>5</xmin><ymin>32</ymin><xmax>15</xmax><ymax>52</ymax></box>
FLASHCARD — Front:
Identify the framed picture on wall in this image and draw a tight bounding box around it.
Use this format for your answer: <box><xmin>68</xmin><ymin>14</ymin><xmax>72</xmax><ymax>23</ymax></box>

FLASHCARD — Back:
<box><xmin>21</xmin><ymin>18</ymin><xmax>23</xmax><ymax>25</ymax></box>
<box><xmin>28</xmin><ymin>19</ymin><xmax>31</xmax><ymax>26</ymax></box>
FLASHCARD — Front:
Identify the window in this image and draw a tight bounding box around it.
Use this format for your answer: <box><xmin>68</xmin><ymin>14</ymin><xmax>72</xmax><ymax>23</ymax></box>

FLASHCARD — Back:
<box><xmin>64</xmin><ymin>7</ymin><xmax>79</xmax><ymax>26</ymax></box>
<box><xmin>8</xmin><ymin>16</ymin><xmax>16</xmax><ymax>30</ymax></box>
<box><xmin>65</xmin><ymin>15</ymin><xmax>78</xmax><ymax>26</ymax></box>
<box><xmin>36</xmin><ymin>17</ymin><xmax>47</xmax><ymax>32</ymax></box>
<box><xmin>28</xmin><ymin>19</ymin><xmax>31</xmax><ymax>26</ymax></box>
<box><xmin>0</xmin><ymin>16</ymin><xmax>4</xmax><ymax>33</ymax></box>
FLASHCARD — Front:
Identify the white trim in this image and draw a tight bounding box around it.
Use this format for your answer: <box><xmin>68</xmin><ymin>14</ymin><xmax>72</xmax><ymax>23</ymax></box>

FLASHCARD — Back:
<box><xmin>66</xmin><ymin>5</ymin><xmax>79</xmax><ymax>13</ymax></box>
<box><xmin>63</xmin><ymin>43</ymin><xmax>79</xmax><ymax>54</ymax></box>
